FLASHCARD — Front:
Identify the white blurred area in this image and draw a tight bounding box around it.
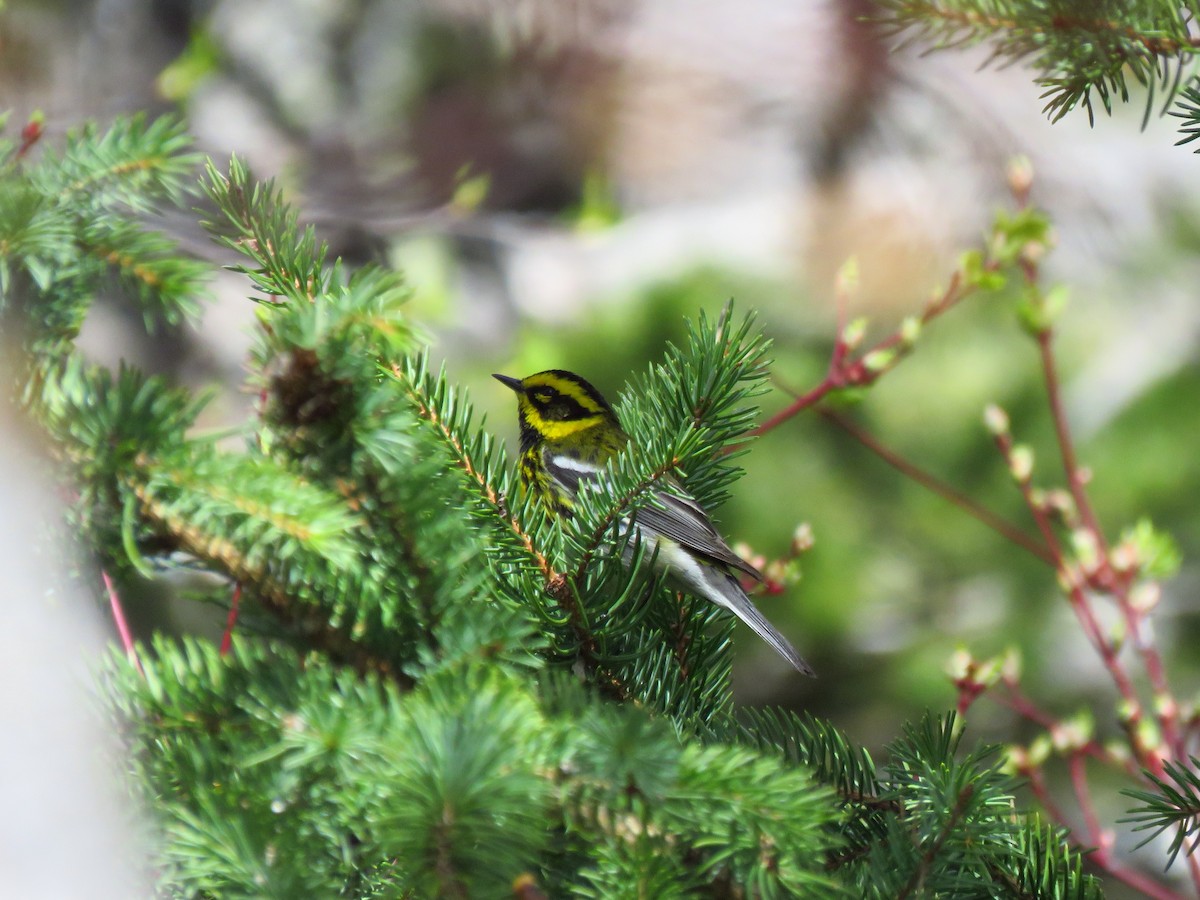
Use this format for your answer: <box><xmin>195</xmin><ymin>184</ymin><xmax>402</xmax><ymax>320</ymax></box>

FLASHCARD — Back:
<box><xmin>0</xmin><ymin>400</ymin><xmax>147</xmax><ymax>898</ymax></box>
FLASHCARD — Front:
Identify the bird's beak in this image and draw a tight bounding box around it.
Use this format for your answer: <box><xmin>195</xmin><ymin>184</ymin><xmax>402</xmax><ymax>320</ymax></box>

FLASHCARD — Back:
<box><xmin>492</xmin><ymin>373</ymin><xmax>524</xmax><ymax>394</ymax></box>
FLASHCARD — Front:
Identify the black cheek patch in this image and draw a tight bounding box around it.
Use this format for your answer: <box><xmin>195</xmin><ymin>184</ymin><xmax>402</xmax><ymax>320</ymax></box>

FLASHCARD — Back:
<box><xmin>548</xmin><ymin>396</ymin><xmax>590</xmax><ymax>420</ymax></box>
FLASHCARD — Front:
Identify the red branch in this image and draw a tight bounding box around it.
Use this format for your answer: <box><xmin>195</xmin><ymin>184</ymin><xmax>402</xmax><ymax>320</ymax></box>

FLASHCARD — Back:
<box><xmin>822</xmin><ymin>409</ymin><xmax>1055</xmax><ymax>565</ymax></box>
<box><xmin>102</xmin><ymin>569</ymin><xmax>143</xmax><ymax>676</ymax></box>
<box><xmin>220</xmin><ymin>583</ymin><xmax>242</xmax><ymax>656</ymax></box>
<box><xmin>16</xmin><ymin>115</ymin><xmax>44</xmax><ymax>160</ymax></box>
<box><xmin>748</xmin><ymin>270</ymin><xmax>977</xmax><ymax>441</ymax></box>
<box><xmin>753</xmin><ymin>180</ymin><xmax>1198</xmax><ymax>894</ymax></box>
<box><xmin>1035</xmin><ymin>327</ymin><xmax>1185</xmax><ymax>767</ymax></box>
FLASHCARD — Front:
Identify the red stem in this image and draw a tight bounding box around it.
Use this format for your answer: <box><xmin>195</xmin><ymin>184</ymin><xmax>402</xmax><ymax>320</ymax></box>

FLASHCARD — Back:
<box><xmin>749</xmin><ymin>272</ymin><xmax>974</xmax><ymax>441</ymax></box>
<box><xmin>751</xmin><ymin>380</ymin><xmax>836</xmax><ymax>437</ymax></box>
<box><xmin>823</xmin><ymin>409</ymin><xmax>1055</xmax><ymax>565</ymax></box>
<box><xmin>1024</xmin><ymin>764</ymin><xmax>1074</xmax><ymax>837</ymax></box>
<box><xmin>996</xmin><ymin>682</ymin><xmax>1134</xmax><ymax>774</ymax></box>
<box><xmin>1036</xmin><ymin>331</ymin><xmax>1108</xmax><ymax>551</ymax></box>
<box><xmin>1068</xmin><ymin>753</ymin><xmax>1105</xmax><ymax>851</ymax></box>
<box><xmin>102</xmin><ymin>569</ymin><xmax>143</xmax><ymax>676</ymax></box>
<box><xmin>1035</xmin><ymin>329</ymin><xmax>1186</xmax><ymax>772</ymax></box>
<box><xmin>220</xmin><ymin>583</ymin><xmax>242</xmax><ymax>656</ymax></box>
<box><xmin>15</xmin><ymin>116</ymin><xmax>44</xmax><ymax>160</ymax></box>
<box><xmin>993</xmin><ymin>430</ymin><xmax>1157</xmax><ymax>766</ymax></box>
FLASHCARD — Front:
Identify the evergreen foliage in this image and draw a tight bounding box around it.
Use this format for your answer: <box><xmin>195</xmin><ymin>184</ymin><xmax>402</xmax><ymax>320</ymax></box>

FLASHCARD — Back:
<box><xmin>5</xmin><ymin>113</ymin><xmax>1108</xmax><ymax>896</ymax></box>
<box><xmin>875</xmin><ymin>1</ymin><xmax>1200</xmax><ymax>144</ymax></box>
<box><xmin>1122</xmin><ymin>756</ymin><xmax>1200</xmax><ymax>869</ymax></box>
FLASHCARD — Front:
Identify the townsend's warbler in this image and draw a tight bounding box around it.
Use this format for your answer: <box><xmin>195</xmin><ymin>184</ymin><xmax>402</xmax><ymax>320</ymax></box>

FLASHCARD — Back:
<box><xmin>494</xmin><ymin>369</ymin><xmax>814</xmax><ymax>676</ymax></box>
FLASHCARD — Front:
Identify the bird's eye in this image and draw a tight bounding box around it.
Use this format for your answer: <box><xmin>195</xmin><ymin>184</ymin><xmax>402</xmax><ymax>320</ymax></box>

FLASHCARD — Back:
<box><xmin>532</xmin><ymin>390</ymin><xmax>553</xmax><ymax>404</ymax></box>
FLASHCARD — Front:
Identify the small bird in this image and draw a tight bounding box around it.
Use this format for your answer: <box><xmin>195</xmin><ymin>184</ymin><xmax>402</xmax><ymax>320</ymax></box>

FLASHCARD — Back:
<box><xmin>494</xmin><ymin>369</ymin><xmax>814</xmax><ymax>676</ymax></box>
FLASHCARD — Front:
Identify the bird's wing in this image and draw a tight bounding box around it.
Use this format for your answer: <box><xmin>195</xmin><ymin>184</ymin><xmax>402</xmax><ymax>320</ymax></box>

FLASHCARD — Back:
<box><xmin>635</xmin><ymin>490</ymin><xmax>764</xmax><ymax>581</ymax></box>
<box><xmin>543</xmin><ymin>455</ymin><xmax>762</xmax><ymax>581</ymax></box>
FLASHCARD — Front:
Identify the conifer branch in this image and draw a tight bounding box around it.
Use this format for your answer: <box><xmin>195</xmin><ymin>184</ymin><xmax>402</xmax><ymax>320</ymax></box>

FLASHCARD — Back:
<box><xmin>39</xmin><ymin>114</ymin><xmax>198</xmax><ymax>208</ymax></box>
<box><xmin>875</xmin><ymin>1</ymin><xmax>1200</xmax><ymax>136</ymax></box>
<box><xmin>389</xmin><ymin>359</ymin><xmax>631</xmax><ymax>694</ymax></box>
<box><xmin>568</xmin><ymin>455</ymin><xmax>680</xmax><ymax>585</ymax></box>
<box><xmin>133</xmin><ymin>474</ymin><xmax>408</xmax><ymax>682</ymax></box>
<box><xmin>202</xmin><ymin>156</ymin><xmax>329</xmax><ymax>303</ymax></box>
<box><xmin>896</xmin><ymin>782</ymin><xmax>974</xmax><ymax>900</ymax></box>
<box><xmin>390</xmin><ymin>361</ymin><xmax>559</xmax><ymax>586</ymax></box>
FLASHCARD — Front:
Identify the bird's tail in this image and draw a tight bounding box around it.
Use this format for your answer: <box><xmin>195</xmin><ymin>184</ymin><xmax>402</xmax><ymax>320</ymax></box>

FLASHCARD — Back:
<box><xmin>712</xmin><ymin>573</ymin><xmax>816</xmax><ymax>677</ymax></box>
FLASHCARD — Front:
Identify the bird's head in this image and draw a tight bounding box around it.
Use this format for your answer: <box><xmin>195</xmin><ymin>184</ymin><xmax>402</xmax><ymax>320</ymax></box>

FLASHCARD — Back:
<box><xmin>493</xmin><ymin>370</ymin><xmax>621</xmax><ymax>451</ymax></box>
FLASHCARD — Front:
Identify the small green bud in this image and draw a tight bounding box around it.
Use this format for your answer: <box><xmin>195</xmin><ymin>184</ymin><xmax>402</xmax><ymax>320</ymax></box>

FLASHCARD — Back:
<box><xmin>862</xmin><ymin>347</ymin><xmax>897</xmax><ymax>374</ymax></box>
<box><xmin>1051</xmin><ymin>710</ymin><xmax>1093</xmax><ymax>752</ymax></box>
<box><xmin>1043</xmin><ymin>489</ymin><xmax>1076</xmax><ymax>523</ymax></box>
<box><xmin>1116</xmin><ymin>698</ymin><xmax>1140</xmax><ymax>725</ymax></box>
<box><xmin>899</xmin><ymin>316</ymin><xmax>921</xmax><ymax>347</ymax></box>
<box><xmin>1056</xmin><ymin>563</ymin><xmax>1081</xmax><ymax>593</ymax></box>
<box><xmin>946</xmin><ymin>647</ymin><xmax>973</xmax><ymax>681</ymax></box>
<box><xmin>1028</xmin><ymin>734</ymin><xmax>1052</xmax><ymax>766</ymax></box>
<box><xmin>1001</xmin><ymin>744</ymin><xmax>1027</xmax><ymax>774</ymax></box>
<box><xmin>1110</xmin><ymin>541</ymin><xmax>1138</xmax><ymax>573</ymax></box>
<box><xmin>1071</xmin><ymin>528</ymin><xmax>1100</xmax><ymax>571</ymax></box>
<box><xmin>960</xmin><ymin>249</ymin><xmax>1007</xmax><ymax>291</ymax></box>
<box><xmin>1119</xmin><ymin>518</ymin><xmax>1182</xmax><ymax>579</ymax></box>
<box><xmin>1009</xmin><ymin>444</ymin><xmax>1034</xmax><ymax>483</ymax></box>
<box><xmin>1108</xmin><ymin>617</ymin><xmax>1125</xmax><ymax>651</ymax></box>
<box><xmin>991</xmin><ymin>208</ymin><xmax>1053</xmax><ymax>265</ymax></box>
<box><xmin>1017</xmin><ymin>283</ymin><xmax>1068</xmax><ymax>336</ymax></box>
<box><xmin>1019</xmin><ymin>240</ymin><xmax>1046</xmax><ymax>268</ymax></box>
<box><xmin>1136</xmin><ymin>717</ymin><xmax>1162</xmax><ymax>753</ymax></box>
<box><xmin>1104</xmin><ymin>739</ymin><xmax>1132</xmax><ymax>766</ymax></box>
<box><xmin>841</xmin><ymin>316</ymin><xmax>868</xmax><ymax>351</ymax></box>
<box><xmin>1000</xmin><ymin>648</ymin><xmax>1021</xmax><ymax>682</ymax></box>
<box><xmin>836</xmin><ymin>256</ymin><xmax>859</xmax><ymax>294</ymax></box>
<box><xmin>973</xmin><ymin>654</ymin><xmax>1004</xmax><ymax>688</ymax></box>
<box><xmin>983</xmin><ymin>404</ymin><xmax>1010</xmax><ymax>436</ymax></box>
<box><xmin>1153</xmin><ymin>693</ymin><xmax>1178</xmax><ymax>721</ymax></box>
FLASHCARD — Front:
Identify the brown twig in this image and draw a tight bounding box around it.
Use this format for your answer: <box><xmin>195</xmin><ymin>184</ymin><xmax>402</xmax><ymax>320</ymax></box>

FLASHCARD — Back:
<box><xmin>821</xmin><ymin>408</ymin><xmax>1055</xmax><ymax>565</ymax></box>
<box><xmin>1000</xmin><ymin>206</ymin><xmax>1197</xmax><ymax>893</ymax></box>
<box><xmin>1034</xmin><ymin>327</ymin><xmax>1186</xmax><ymax>768</ymax></box>
<box><xmin>747</xmin><ymin>269</ymin><xmax>978</xmax><ymax>443</ymax></box>
<box><xmin>996</xmin><ymin>679</ymin><xmax>1135</xmax><ymax>775</ymax></box>
<box><xmin>896</xmin><ymin>783</ymin><xmax>974</xmax><ymax>900</ymax></box>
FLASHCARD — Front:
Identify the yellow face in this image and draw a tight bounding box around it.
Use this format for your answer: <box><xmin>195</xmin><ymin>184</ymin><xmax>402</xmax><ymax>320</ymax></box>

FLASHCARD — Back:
<box><xmin>494</xmin><ymin>369</ymin><xmax>624</xmax><ymax>453</ymax></box>
<box><xmin>513</xmin><ymin>372</ymin><xmax>611</xmax><ymax>442</ymax></box>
